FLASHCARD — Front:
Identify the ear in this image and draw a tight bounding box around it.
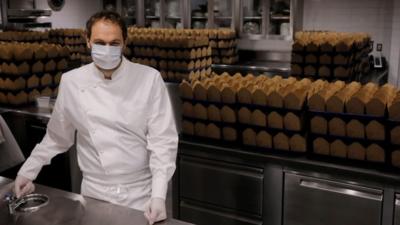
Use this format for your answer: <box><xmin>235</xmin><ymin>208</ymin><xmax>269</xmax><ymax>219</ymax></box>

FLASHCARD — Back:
<box><xmin>86</xmin><ymin>37</ymin><xmax>91</xmax><ymax>49</ymax></box>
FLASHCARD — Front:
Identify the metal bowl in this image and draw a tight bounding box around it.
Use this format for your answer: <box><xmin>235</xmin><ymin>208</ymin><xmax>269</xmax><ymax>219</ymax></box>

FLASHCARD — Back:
<box><xmin>15</xmin><ymin>193</ymin><xmax>49</xmax><ymax>213</ymax></box>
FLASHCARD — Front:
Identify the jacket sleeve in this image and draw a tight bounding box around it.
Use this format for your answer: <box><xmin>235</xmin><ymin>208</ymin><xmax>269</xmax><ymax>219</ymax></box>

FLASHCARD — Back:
<box><xmin>18</xmin><ymin>77</ymin><xmax>76</xmax><ymax>181</ymax></box>
<box><xmin>146</xmin><ymin>73</ymin><xmax>178</xmax><ymax>200</ymax></box>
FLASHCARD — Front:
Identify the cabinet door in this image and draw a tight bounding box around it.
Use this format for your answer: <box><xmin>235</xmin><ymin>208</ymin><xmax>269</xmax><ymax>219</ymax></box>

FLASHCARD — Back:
<box><xmin>283</xmin><ymin>172</ymin><xmax>383</xmax><ymax>225</ymax></box>
<box><xmin>394</xmin><ymin>194</ymin><xmax>400</xmax><ymax>225</ymax></box>
<box><xmin>179</xmin><ymin>156</ymin><xmax>263</xmax><ymax>216</ymax></box>
<box><xmin>180</xmin><ymin>200</ymin><xmax>262</xmax><ymax>225</ymax></box>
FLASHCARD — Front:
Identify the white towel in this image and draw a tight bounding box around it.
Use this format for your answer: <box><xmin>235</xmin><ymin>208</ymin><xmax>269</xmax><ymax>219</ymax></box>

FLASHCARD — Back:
<box><xmin>0</xmin><ymin>115</ymin><xmax>25</xmax><ymax>172</ymax></box>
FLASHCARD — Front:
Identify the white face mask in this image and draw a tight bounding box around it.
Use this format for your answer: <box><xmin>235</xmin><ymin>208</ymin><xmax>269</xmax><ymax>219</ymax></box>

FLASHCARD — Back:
<box><xmin>91</xmin><ymin>44</ymin><xmax>122</xmax><ymax>70</ymax></box>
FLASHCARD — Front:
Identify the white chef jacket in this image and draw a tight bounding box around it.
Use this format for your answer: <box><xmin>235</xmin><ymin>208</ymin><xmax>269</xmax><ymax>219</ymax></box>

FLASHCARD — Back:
<box><xmin>18</xmin><ymin>57</ymin><xmax>178</xmax><ymax>210</ymax></box>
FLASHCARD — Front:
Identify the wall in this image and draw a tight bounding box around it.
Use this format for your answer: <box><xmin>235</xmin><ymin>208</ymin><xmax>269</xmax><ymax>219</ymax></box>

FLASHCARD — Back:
<box><xmin>36</xmin><ymin>0</ymin><xmax>102</xmax><ymax>28</ymax></box>
<box><xmin>303</xmin><ymin>0</ymin><xmax>400</xmax><ymax>85</ymax></box>
<box><xmin>390</xmin><ymin>0</ymin><xmax>400</xmax><ymax>86</ymax></box>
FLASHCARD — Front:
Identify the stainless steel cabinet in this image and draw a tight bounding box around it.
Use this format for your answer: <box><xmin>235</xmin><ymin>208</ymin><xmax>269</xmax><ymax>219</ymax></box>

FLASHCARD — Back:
<box><xmin>178</xmin><ymin>155</ymin><xmax>264</xmax><ymax>225</ymax></box>
<box><xmin>283</xmin><ymin>172</ymin><xmax>383</xmax><ymax>225</ymax></box>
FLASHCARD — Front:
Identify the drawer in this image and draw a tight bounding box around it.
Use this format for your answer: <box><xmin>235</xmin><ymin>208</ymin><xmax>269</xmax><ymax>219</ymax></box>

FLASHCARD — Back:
<box><xmin>180</xmin><ymin>200</ymin><xmax>262</xmax><ymax>225</ymax></box>
<box><xmin>283</xmin><ymin>172</ymin><xmax>383</xmax><ymax>225</ymax></box>
<box><xmin>180</xmin><ymin>156</ymin><xmax>263</xmax><ymax>216</ymax></box>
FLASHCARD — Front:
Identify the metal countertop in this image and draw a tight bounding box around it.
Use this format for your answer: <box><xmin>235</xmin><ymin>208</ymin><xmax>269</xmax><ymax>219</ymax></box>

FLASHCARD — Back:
<box><xmin>0</xmin><ymin>177</ymin><xmax>192</xmax><ymax>225</ymax></box>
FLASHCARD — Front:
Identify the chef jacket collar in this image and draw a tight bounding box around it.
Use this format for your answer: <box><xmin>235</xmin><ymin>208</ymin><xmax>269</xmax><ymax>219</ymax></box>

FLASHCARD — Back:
<box><xmin>92</xmin><ymin>56</ymin><xmax>127</xmax><ymax>81</ymax></box>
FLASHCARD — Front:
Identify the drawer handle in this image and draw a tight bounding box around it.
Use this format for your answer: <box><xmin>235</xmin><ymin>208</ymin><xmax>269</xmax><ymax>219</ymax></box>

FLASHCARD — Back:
<box><xmin>300</xmin><ymin>179</ymin><xmax>383</xmax><ymax>201</ymax></box>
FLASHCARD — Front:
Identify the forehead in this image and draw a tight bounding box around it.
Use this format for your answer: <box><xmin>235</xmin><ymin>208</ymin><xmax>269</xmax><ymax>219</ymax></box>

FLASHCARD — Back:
<box><xmin>90</xmin><ymin>19</ymin><xmax>123</xmax><ymax>40</ymax></box>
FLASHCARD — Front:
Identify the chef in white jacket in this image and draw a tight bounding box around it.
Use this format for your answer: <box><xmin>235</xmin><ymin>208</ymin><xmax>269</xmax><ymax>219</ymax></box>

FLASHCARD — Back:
<box><xmin>13</xmin><ymin>11</ymin><xmax>178</xmax><ymax>224</ymax></box>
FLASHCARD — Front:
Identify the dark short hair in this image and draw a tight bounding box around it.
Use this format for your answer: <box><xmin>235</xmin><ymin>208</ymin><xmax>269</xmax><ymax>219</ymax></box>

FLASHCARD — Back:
<box><xmin>86</xmin><ymin>11</ymin><xmax>127</xmax><ymax>40</ymax></box>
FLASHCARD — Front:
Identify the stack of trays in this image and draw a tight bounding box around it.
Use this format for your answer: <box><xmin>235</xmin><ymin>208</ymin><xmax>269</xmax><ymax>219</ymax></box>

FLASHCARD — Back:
<box><xmin>0</xmin><ymin>43</ymin><xmax>70</xmax><ymax>106</ymax></box>
<box><xmin>207</xmin><ymin>29</ymin><xmax>238</xmax><ymax>65</ymax></box>
<box><xmin>308</xmin><ymin>81</ymin><xmax>394</xmax><ymax>164</ymax></box>
<box><xmin>291</xmin><ymin>31</ymin><xmax>371</xmax><ymax>80</ymax></box>
<box><xmin>179</xmin><ymin>73</ymin><xmax>239</xmax><ymax>142</ymax></box>
<box><xmin>388</xmin><ymin>93</ymin><xmax>400</xmax><ymax>168</ymax></box>
<box><xmin>0</xmin><ymin>31</ymin><xmax>48</xmax><ymax>43</ymax></box>
<box><xmin>128</xmin><ymin>28</ymin><xmax>212</xmax><ymax>82</ymax></box>
<box><xmin>237</xmin><ymin>75</ymin><xmax>325</xmax><ymax>153</ymax></box>
<box><xmin>49</xmin><ymin>29</ymin><xmax>89</xmax><ymax>65</ymax></box>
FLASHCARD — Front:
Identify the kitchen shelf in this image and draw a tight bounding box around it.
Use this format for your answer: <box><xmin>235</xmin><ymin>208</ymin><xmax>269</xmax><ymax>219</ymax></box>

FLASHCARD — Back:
<box><xmin>243</xmin><ymin>16</ymin><xmax>262</xmax><ymax>20</ymax></box>
<box><xmin>166</xmin><ymin>16</ymin><xmax>182</xmax><ymax>20</ymax></box>
<box><xmin>145</xmin><ymin>15</ymin><xmax>160</xmax><ymax>19</ymax></box>
<box><xmin>214</xmin><ymin>16</ymin><xmax>232</xmax><ymax>20</ymax></box>
<box><xmin>192</xmin><ymin>16</ymin><xmax>208</xmax><ymax>20</ymax></box>
<box><xmin>270</xmin><ymin>15</ymin><xmax>290</xmax><ymax>20</ymax></box>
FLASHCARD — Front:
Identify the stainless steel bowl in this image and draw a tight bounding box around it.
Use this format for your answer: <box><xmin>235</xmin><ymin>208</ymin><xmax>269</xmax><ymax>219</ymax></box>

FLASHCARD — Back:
<box><xmin>15</xmin><ymin>193</ymin><xmax>49</xmax><ymax>213</ymax></box>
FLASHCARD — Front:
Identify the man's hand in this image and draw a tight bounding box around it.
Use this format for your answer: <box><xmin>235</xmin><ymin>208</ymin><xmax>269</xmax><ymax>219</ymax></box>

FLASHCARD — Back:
<box><xmin>144</xmin><ymin>198</ymin><xmax>167</xmax><ymax>225</ymax></box>
<box><xmin>14</xmin><ymin>175</ymin><xmax>35</xmax><ymax>198</ymax></box>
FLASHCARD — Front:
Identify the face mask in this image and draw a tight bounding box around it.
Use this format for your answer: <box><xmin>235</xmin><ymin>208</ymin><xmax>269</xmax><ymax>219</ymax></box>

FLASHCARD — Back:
<box><xmin>91</xmin><ymin>44</ymin><xmax>122</xmax><ymax>70</ymax></box>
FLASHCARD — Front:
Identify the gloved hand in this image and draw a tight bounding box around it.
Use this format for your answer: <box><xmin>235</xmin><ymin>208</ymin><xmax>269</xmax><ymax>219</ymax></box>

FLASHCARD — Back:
<box><xmin>14</xmin><ymin>175</ymin><xmax>35</xmax><ymax>198</ymax></box>
<box><xmin>144</xmin><ymin>197</ymin><xmax>167</xmax><ymax>225</ymax></box>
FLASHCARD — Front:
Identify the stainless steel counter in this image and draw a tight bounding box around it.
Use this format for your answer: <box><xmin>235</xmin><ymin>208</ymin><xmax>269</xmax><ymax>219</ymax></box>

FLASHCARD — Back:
<box><xmin>0</xmin><ymin>177</ymin><xmax>192</xmax><ymax>225</ymax></box>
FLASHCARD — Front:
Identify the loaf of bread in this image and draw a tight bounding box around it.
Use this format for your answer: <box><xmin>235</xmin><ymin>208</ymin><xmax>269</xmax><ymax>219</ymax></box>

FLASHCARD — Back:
<box><xmin>252</xmin><ymin>88</ymin><xmax>268</xmax><ymax>106</ymax></box>
<box><xmin>193</xmin><ymin>103</ymin><xmax>207</xmax><ymax>120</ymax></box>
<box><xmin>223</xmin><ymin>126</ymin><xmax>237</xmax><ymax>141</ymax></box>
<box><xmin>290</xmin><ymin>134</ymin><xmax>306</xmax><ymax>152</ymax></box>
<box><xmin>206</xmin><ymin>123</ymin><xmax>221</xmax><ymax>140</ymax></box>
<box><xmin>8</xmin><ymin>91</ymin><xmax>28</xmax><ymax>105</ymax></box>
<box><xmin>28</xmin><ymin>89</ymin><xmax>40</xmax><ymax>103</ymax></box>
<box><xmin>243</xmin><ymin>128</ymin><xmax>257</xmax><ymax>146</ymax></box>
<box><xmin>207</xmin><ymin>84</ymin><xmax>221</xmax><ymax>102</ymax></box>
<box><xmin>391</xmin><ymin>126</ymin><xmax>400</xmax><ymax>145</ymax></box>
<box><xmin>54</xmin><ymin>72</ymin><xmax>62</xmax><ymax>85</ymax></box>
<box><xmin>41</xmin><ymin>73</ymin><xmax>53</xmax><ymax>87</ymax></box>
<box><xmin>251</xmin><ymin>109</ymin><xmax>267</xmax><ymax>127</ymax></box>
<box><xmin>32</xmin><ymin>61</ymin><xmax>44</xmax><ymax>74</ymax></box>
<box><xmin>256</xmin><ymin>131</ymin><xmax>272</xmax><ymax>149</ymax></box>
<box><xmin>348</xmin><ymin>142</ymin><xmax>365</xmax><ymax>160</ymax></box>
<box><xmin>284</xmin><ymin>112</ymin><xmax>302</xmax><ymax>131</ymax></box>
<box><xmin>193</xmin><ymin>81</ymin><xmax>208</xmax><ymax>101</ymax></box>
<box><xmin>366</xmin><ymin>84</ymin><xmax>396</xmax><ymax>116</ymax></box>
<box><xmin>329</xmin><ymin>117</ymin><xmax>346</xmax><ymax>136</ymax></box>
<box><xmin>326</xmin><ymin>82</ymin><xmax>361</xmax><ymax>113</ymax></box>
<box><xmin>221</xmin><ymin>106</ymin><xmax>236</xmax><ymax>123</ymax></box>
<box><xmin>366</xmin><ymin>144</ymin><xmax>385</xmax><ymax>163</ymax></box>
<box><xmin>182</xmin><ymin>102</ymin><xmax>194</xmax><ymax>118</ymax></box>
<box><xmin>273</xmin><ymin>132</ymin><xmax>289</xmax><ymax>151</ymax></box>
<box><xmin>17</xmin><ymin>62</ymin><xmax>29</xmax><ymax>75</ymax></box>
<box><xmin>391</xmin><ymin>150</ymin><xmax>400</xmax><ymax>168</ymax></box>
<box><xmin>330</xmin><ymin>139</ymin><xmax>347</xmax><ymax>158</ymax></box>
<box><xmin>346</xmin><ymin>119</ymin><xmax>365</xmax><ymax>139</ymax></box>
<box><xmin>366</xmin><ymin>120</ymin><xmax>385</xmax><ymax>141</ymax></box>
<box><xmin>238</xmin><ymin>84</ymin><xmax>254</xmax><ymax>104</ymax></box>
<box><xmin>179</xmin><ymin>80</ymin><xmax>193</xmax><ymax>99</ymax></box>
<box><xmin>207</xmin><ymin>105</ymin><xmax>221</xmax><ymax>122</ymax></box>
<box><xmin>310</xmin><ymin>116</ymin><xmax>328</xmax><ymax>134</ymax></box>
<box><xmin>268</xmin><ymin>111</ymin><xmax>283</xmax><ymax>129</ymax></box>
<box><xmin>284</xmin><ymin>78</ymin><xmax>312</xmax><ymax>110</ymax></box>
<box><xmin>389</xmin><ymin>86</ymin><xmax>400</xmax><ymax>118</ymax></box>
<box><xmin>194</xmin><ymin>122</ymin><xmax>207</xmax><ymax>137</ymax></box>
<box><xmin>267</xmin><ymin>77</ymin><xmax>297</xmax><ymax>108</ymax></box>
<box><xmin>41</xmin><ymin>87</ymin><xmax>52</xmax><ymax>96</ymax></box>
<box><xmin>313</xmin><ymin>137</ymin><xmax>330</xmax><ymax>155</ymax></box>
<box><xmin>308</xmin><ymin>80</ymin><xmax>345</xmax><ymax>111</ymax></box>
<box><xmin>346</xmin><ymin>82</ymin><xmax>378</xmax><ymax>114</ymax></box>
<box><xmin>238</xmin><ymin>107</ymin><xmax>251</xmax><ymax>124</ymax></box>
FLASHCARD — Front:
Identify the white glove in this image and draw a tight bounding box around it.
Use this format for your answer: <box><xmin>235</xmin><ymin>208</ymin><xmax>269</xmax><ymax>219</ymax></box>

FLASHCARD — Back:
<box><xmin>144</xmin><ymin>197</ymin><xmax>167</xmax><ymax>225</ymax></box>
<box><xmin>14</xmin><ymin>175</ymin><xmax>35</xmax><ymax>198</ymax></box>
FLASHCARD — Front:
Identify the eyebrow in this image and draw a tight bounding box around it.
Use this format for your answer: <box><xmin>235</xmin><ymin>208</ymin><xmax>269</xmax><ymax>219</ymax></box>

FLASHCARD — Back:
<box><xmin>92</xmin><ymin>39</ymin><xmax>122</xmax><ymax>43</ymax></box>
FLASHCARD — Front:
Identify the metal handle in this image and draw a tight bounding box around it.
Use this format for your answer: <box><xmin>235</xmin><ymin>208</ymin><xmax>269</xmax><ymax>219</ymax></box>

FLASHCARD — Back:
<box><xmin>395</xmin><ymin>194</ymin><xmax>400</xmax><ymax>206</ymax></box>
<box><xmin>300</xmin><ymin>179</ymin><xmax>383</xmax><ymax>201</ymax></box>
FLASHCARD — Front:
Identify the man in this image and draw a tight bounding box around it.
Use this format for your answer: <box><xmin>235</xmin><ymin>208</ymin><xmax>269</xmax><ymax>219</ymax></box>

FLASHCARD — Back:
<box><xmin>13</xmin><ymin>11</ymin><xmax>178</xmax><ymax>224</ymax></box>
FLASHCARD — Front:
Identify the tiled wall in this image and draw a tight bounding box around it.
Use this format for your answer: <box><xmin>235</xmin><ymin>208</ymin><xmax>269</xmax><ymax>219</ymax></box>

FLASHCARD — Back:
<box><xmin>303</xmin><ymin>0</ymin><xmax>400</xmax><ymax>85</ymax></box>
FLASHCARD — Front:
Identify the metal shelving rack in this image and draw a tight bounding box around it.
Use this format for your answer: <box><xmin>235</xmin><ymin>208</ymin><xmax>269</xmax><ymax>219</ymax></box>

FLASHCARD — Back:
<box><xmin>0</xmin><ymin>0</ymin><xmax>52</xmax><ymax>30</ymax></box>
